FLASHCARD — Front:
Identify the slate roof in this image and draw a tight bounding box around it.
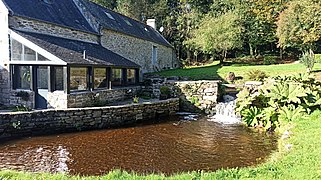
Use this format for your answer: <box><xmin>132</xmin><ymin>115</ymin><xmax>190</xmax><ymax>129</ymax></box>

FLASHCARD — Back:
<box><xmin>2</xmin><ymin>0</ymin><xmax>97</xmax><ymax>34</ymax></box>
<box><xmin>2</xmin><ymin>0</ymin><xmax>172</xmax><ymax>47</ymax></box>
<box><xmin>15</xmin><ymin>30</ymin><xmax>140</xmax><ymax>68</ymax></box>
<box><xmin>79</xmin><ymin>0</ymin><xmax>172</xmax><ymax>47</ymax></box>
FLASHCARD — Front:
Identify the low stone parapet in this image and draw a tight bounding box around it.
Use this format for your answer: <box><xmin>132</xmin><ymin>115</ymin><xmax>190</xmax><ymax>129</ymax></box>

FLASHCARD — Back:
<box><xmin>0</xmin><ymin>98</ymin><xmax>179</xmax><ymax>140</ymax></box>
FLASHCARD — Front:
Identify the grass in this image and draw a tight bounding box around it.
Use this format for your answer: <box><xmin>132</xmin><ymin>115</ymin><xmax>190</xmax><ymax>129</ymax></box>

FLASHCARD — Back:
<box><xmin>154</xmin><ymin>61</ymin><xmax>321</xmax><ymax>82</ymax></box>
<box><xmin>1</xmin><ymin>110</ymin><xmax>321</xmax><ymax>179</ymax></box>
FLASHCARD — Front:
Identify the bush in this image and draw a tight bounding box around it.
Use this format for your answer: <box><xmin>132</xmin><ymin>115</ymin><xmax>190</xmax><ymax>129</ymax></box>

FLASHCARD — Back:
<box><xmin>236</xmin><ymin>74</ymin><xmax>321</xmax><ymax>131</ymax></box>
<box><xmin>315</xmin><ymin>54</ymin><xmax>321</xmax><ymax>63</ymax></box>
<box><xmin>160</xmin><ymin>86</ymin><xmax>171</xmax><ymax>100</ymax></box>
<box><xmin>263</xmin><ymin>55</ymin><xmax>278</xmax><ymax>65</ymax></box>
<box><xmin>246</xmin><ymin>70</ymin><xmax>268</xmax><ymax>81</ymax></box>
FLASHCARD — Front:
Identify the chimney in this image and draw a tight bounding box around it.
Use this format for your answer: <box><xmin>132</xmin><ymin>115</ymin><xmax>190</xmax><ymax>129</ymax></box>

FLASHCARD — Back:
<box><xmin>146</xmin><ymin>19</ymin><xmax>156</xmax><ymax>30</ymax></box>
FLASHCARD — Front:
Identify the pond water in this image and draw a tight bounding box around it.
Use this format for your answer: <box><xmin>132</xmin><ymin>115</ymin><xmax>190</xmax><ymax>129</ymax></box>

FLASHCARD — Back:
<box><xmin>0</xmin><ymin>115</ymin><xmax>277</xmax><ymax>176</ymax></box>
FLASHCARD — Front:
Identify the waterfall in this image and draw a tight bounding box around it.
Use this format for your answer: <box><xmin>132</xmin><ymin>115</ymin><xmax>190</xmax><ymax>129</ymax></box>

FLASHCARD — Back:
<box><xmin>208</xmin><ymin>95</ymin><xmax>242</xmax><ymax>124</ymax></box>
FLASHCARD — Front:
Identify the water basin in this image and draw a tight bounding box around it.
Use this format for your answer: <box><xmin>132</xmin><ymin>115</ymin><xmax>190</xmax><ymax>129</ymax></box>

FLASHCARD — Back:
<box><xmin>0</xmin><ymin>115</ymin><xmax>277</xmax><ymax>176</ymax></box>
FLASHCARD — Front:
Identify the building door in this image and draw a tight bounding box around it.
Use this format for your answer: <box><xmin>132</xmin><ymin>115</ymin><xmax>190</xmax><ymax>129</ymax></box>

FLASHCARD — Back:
<box><xmin>35</xmin><ymin>66</ymin><xmax>48</xmax><ymax>109</ymax></box>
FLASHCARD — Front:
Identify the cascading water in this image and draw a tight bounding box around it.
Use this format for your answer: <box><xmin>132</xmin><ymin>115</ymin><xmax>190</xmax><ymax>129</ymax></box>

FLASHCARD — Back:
<box><xmin>209</xmin><ymin>94</ymin><xmax>242</xmax><ymax>124</ymax></box>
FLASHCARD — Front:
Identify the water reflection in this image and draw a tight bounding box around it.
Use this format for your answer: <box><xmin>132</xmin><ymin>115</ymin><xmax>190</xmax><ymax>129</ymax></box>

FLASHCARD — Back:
<box><xmin>0</xmin><ymin>116</ymin><xmax>277</xmax><ymax>176</ymax></box>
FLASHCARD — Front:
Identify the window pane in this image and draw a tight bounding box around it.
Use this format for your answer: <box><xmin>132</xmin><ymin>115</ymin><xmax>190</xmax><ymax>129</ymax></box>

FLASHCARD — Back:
<box><xmin>111</xmin><ymin>69</ymin><xmax>122</xmax><ymax>86</ymax></box>
<box><xmin>11</xmin><ymin>39</ymin><xmax>22</xmax><ymax>61</ymax></box>
<box><xmin>15</xmin><ymin>66</ymin><xmax>31</xmax><ymax>89</ymax></box>
<box><xmin>54</xmin><ymin>67</ymin><xmax>64</xmax><ymax>91</ymax></box>
<box><xmin>70</xmin><ymin>67</ymin><xmax>88</xmax><ymax>91</ymax></box>
<box><xmin>94</xmin><ymin>68</ymin><xmax>107</xmax><ymax>89</ymax></box>
<box><xmin>37</xmin><ymin>66</ymin><xmax>48</xmax><ymax>89</ymax></box>
<box><xmin>127</xmin><ymin>69</ymin><xmax>136</xmax><ymax>85</ymax></box>
<box><xmin>38</xmin><ymin>53</ymin><xmax>49</xmax><ymax>61</ymax></box>
<box><xmin>24</xmin><ymin>46</ymin><xmax>37</xmax><ymax>61</ymax></box>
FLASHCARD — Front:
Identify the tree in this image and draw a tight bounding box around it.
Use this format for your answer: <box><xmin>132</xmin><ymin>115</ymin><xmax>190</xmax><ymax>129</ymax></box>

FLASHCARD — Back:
<box><xmin>187</xmin><ymin>12</ymin><xmax>243</xmax><ymax>64</ymax></box>
<box><xmin>277</xmin><ymin>0</ymin><xmax>321</xmax><ymax>52</ymax></box>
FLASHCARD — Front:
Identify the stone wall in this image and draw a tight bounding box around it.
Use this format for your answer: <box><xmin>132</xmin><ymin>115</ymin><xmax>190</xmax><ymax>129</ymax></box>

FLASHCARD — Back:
<box><xmin>101</xmin><ymin>29</ymin><xmax>178</xmax><ymax>73</ymax></box>
<box><xmin>0</xmin><ymin>98</ymin><xmax>179</xmax><ymax>140</ymax></box>
<box><xmin>67</xmin><ymin>86</ymin><xmax>141</xmax><ymax>108</ymax></box>
<box><xmin>9</xmin><ymin>16</ymin><xmax>99</xmax><ymax>43</ymax></box>
<box><xmin>143</xmin><ymin>78</ymin><xmax>220</xmax><ymax>114</ymax></box>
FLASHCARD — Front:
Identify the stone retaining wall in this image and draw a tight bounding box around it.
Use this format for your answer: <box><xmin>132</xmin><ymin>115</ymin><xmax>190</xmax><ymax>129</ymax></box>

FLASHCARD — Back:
<box><xmin>143</xmin><ymin>78</ymin><xmax>220</xmax><ymax>114</ymax></box>
<box><xmin>0</xmin><ymin>98</ymin><xmax>179</xmax><ymax>140</ymax></box>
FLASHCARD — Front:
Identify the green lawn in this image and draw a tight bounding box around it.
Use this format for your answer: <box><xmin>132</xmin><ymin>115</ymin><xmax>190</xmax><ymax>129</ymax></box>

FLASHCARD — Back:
<box><xmin>155</xmin><ymin>61</ymin><xmax>321</xmax><ymax>82</ymax></box>
<box><xmin>1</xmin><ymin>110</ymin><xmax>321</xmax><ymax>179</ymax></box>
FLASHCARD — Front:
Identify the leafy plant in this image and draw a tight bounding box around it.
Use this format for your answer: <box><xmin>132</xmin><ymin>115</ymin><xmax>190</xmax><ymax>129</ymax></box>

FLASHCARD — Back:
<box><xmin>133</xmin><ymin>96</ymin><xmax>139</xmax><ymax>103</ymax></box>
<box><xmin>236</xmin><ymin>74</ymin><xmax>321</xmax><ymax>131</ymax></box>
<box><xmin>160</xmin><ymin>86</ymin><xmax>171</xmax><ymax>100</ymax></box>
<box><xmin>246</xmin><ymin>70</ymin><xmax>268</xmax><ymax>81</ymax></box>
<box><xmin>263</xmin><ymin>55</ymin><xmax>277</xmax><ymax>65</ymax></box>
<box><xmin>15</xmin><ymin>105</ymin><xmax>31</xmax><ymax>112</ymax></box>
<box><xmin>189</xmin><ymin>96</ymin><xmax>200</xmax><ymax>106</ymax></box>
<box><xmin>12</xmin><ymin>121</ymin><xmax>21</xmax><ymax>129</ymax></box>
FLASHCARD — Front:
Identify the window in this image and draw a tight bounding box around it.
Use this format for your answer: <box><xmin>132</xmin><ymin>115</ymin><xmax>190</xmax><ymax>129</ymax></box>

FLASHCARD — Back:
<box><xmin>104</xmin><ymin>12</ymin><xmax>115</xmax><ymax>20</ymax></box>
<box><xmin>37</xmin><ymin>66</ymin><xmax>48</xmax><ymax>89</ymax></box>
<box><xmin>11</xmin><ymin>39</ymin><xmax>23</xmax><ymax>61</ymax></box>
<box><xmin>10</xmin><ymin>38</ymin><xmax>49</xmax><ymax>61</ymax></box>
<box><xmin>70</xmin><ymin>67</ymin><xmax>88</xmax><ymax>91</ymax></box>
<box><xmin>94</xmin><ymin>68</ymin><xmax>107</xmax><ymax>89</ymax></box>
<box><xmin>127</xmin><ymin>69</ymin><xmax>136</xmax><ymax>85</ymax></box>
<box><xmin>13</xmin><ymin>65</ymin><xmax>31</xmax><ymax>90</ymax></box>
<box><xmin>54</xmin><ymin>67</ymin><xmax>64</xmax><ymax>91</ymax></box>
<box><xmin>24</xmin><ymin>46</ymin><xmax>37</xmax><ymax>61</ymax></box>
<box><xmin>111</xmin><ymin>68</ymin><xmax>122</xmax><ymax>86</ymax></box>
<box><xmin>152</xmin><ymin>46</ymin><xmax>157</xmax><ymax>65</ymax></box>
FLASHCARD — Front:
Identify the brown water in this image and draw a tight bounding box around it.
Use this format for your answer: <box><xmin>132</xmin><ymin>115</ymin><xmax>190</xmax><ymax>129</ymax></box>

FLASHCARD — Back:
<box><xmin>0</xmin><ymin>115</ymin><xmax>277</xmax><ymax>176</ymax></box>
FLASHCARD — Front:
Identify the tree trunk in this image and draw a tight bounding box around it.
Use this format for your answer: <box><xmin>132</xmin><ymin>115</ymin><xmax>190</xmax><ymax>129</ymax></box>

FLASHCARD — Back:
<box><xmin>249</xmin><ymin>43</ymin><xmax>254</xmax><ymax>57</ymax></box>
<box><xmin>280</xmin><ymin>48</ymin><xmax>283</xmax><ymax>60</ymax></box>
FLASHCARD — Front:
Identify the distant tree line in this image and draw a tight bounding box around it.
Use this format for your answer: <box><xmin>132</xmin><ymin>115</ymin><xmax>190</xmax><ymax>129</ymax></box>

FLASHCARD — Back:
<box><xmin>90</xmin><ymin>0</ymin><xmax>321</xmax><ymax>65</ymax></box>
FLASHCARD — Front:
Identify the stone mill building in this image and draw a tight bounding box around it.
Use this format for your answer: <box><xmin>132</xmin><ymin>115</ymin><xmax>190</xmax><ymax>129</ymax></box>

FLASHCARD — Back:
<box><xmin>0</xmin><ymin>0</ymin><xmax>178</xmax><ymax>109</ymax></box>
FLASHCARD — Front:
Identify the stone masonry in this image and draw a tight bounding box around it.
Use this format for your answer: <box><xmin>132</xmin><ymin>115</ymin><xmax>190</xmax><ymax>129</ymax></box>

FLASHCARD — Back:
<box><xmin>101</xmin><ymin>29</ymin><xmax>178</xmax><ymax>73</ymax></box>
<box><xmin>143</xmin><ymin>77</ymin><xmax>220</xmax><ymax>114</ymax></box>
<box><xmin>9</xmin><ymin>16</ymin><xmax>99</xmax><ymax>43</ymax></box>
<box><xmin>0</xmin><ymin>98</ymin><xmax>179</xmax><ymax>140</ymax></box>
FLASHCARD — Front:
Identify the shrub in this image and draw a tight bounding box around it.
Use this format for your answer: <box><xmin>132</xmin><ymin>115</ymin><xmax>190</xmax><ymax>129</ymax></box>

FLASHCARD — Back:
<box><xmin>315</xmin><ymin>54</ymin><xmax>321</xmax><ymax>63</ymax></box>
<box><xmin>133</xmin><ymin>96</ymin><xmax>139</xmax><ymax>103</ymax></box>
<box><xmin>246</xmin><ymin>70</ymin><xmax>268</xmax><ymax>81</ymax></box>
<box><xmin>236</xmin><ymin>74</ymin><xmax>321</xmax><ymax>131</ymax></box>
<box><xmin>160</xmin><ymin>86</ymin><xmax>171</xmax><ymax>100</ymax></box>
<box><xmin>263</xmin><ymin>55</ymin><xmax>278</xmax><ymax>65</ymax></box>
<box><xmin>300</xmin><ymin>50</ymin><xmax>315</xmax><ymax>73</ymax></box>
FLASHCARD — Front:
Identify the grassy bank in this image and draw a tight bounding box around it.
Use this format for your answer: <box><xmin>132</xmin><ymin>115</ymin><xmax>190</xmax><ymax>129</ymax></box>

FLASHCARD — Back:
<box><xmin>1</xmin><ymin>110</ymin><xmax>321</xmax><ymax>179</ymax></box>
<box><xmin>154</xmin><ymin>61</ymin><xmax>321</xmax><ymax>82</ymax></box>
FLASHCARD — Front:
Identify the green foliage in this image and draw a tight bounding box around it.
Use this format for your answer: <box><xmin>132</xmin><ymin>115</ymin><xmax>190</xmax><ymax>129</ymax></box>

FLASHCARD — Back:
<box><xmin>246</xmin><ymin>69</ymin><xmax>268</xmax><ymax>81</ymax></box>
<box><xmin>236</xmin><ymin>74</ymin><xmax>321</xmax><ymax>131</ymax></box>
<box><xmin>12</xmin><ymin>121</ymin><xmax>21</xmax><ymax>129</ymax></box>
<box><xmin>15</xmin><ymin>105</ymin><xmax>31</xmax><ymax>112</ymax></box>
<box><xmin>160</xmin><ymin>86</ymin><xmax>171</xmax><ymax>95</ymax></box>
<box><xmin>188</xmin><ymin>96</ymin><xmax>200</xmax><ymax>106</ymax></box>
<box><xmin>133</xmin><ymin>96</ymin><xmax>139</xmax><ymax>103</ymax></box>
<box><xmin>277</xmin><ymin>0</ymin><xmax>321</xmax><ymax>50</ymax></box>
<box><xmin>315</xmin><ymin>54</ymin><xmax>321</xmax><ymax>63</ymax></box>
<box><xmin>300</xmin><ymin>50</ymin><xmax>315</xmax><ymax>73</ymax></box>
<box><xmin>187</xmin><ymin>11</ymin><xmax>242</xmax><ymax>61</ymax></box>
<box><xmin>263</xmin><ymin>55</ymin><xmax>277</xmax><ymax>65</ymax></box>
